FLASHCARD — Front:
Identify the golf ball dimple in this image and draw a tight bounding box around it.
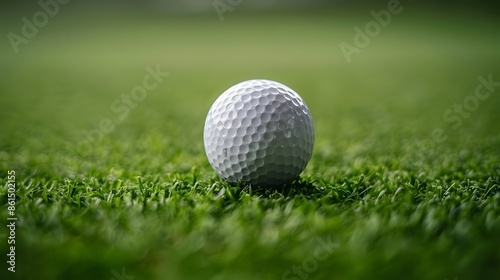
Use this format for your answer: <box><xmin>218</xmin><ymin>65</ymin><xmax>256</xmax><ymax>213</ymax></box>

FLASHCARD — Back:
<box><xmin>204</xmin><ymin>79</ymin><xmax>314</xmax><ymax>186</ymax></box>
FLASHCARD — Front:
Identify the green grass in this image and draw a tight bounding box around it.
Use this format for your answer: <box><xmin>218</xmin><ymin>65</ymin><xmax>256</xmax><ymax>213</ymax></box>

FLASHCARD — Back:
<box><xmin>1</xmin><ymin>8</ymin><xmax>500</xmax><ymax>280</ymax></box>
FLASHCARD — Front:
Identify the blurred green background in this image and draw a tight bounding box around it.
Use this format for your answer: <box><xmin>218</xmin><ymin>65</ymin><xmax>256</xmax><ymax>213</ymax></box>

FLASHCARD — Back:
<box><xmin>1</xmin><ymin>1</ymin><xmax>499</xmax><ymax>280</ymax></box>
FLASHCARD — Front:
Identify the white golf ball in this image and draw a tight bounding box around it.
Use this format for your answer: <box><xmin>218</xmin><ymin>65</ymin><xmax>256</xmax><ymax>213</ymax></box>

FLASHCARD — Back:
<box><xmin>204</xmin><ymin>79</ymin><xmax>314</xmax><ymax>186</ymax></box>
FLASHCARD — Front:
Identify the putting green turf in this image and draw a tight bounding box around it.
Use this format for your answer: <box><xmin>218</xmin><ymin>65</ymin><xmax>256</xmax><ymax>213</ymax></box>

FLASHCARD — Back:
<box><xmin>1</xmin><ymin>8</ymin><xmax>499</xmax><ymax>280</ymax></box>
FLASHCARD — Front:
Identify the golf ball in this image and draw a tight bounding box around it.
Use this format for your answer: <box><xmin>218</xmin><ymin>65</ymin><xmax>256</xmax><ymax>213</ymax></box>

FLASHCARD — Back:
<box><xmin>204</xmin><ymin>79</ymin><xmax>314</xmax><ymax>186</ymax></box>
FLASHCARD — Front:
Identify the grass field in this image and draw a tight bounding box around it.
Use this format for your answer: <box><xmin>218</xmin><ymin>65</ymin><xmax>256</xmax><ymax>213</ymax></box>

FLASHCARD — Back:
<box><xmin>1</xmin><ymin>6</ymin><xmax>500</xmax><ymax>280</ymax></box>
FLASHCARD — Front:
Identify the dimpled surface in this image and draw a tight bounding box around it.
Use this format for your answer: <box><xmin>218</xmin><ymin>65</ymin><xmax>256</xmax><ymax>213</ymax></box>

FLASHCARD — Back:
<box><xmin>204</xmin><ymin>79</ymin><xmax>314</xmax><ymax>186</ymax></box>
